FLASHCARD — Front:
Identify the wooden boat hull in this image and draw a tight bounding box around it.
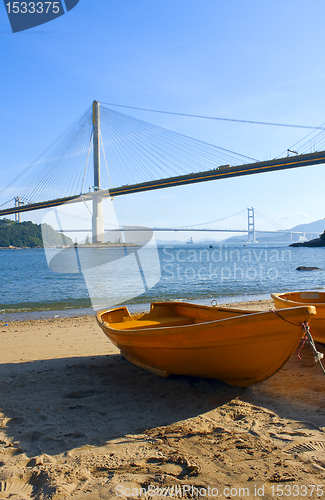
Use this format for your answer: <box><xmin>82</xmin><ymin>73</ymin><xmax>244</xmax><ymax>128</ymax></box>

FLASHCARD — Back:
<box><xmin>96</xmin><ymin>302</ymin><xmax>316</xmax><ymax>387</ymax></box>
<box><xmin>272</xmin><ymin>291</ymin><xmax>325</xmax><ymax>344</ymax></box>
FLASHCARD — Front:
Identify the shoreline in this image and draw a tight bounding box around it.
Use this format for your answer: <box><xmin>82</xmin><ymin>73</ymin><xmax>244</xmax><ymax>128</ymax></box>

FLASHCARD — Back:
<box><xmin>0</xmin><ymin>293</ymin><xmax>272</xmax><ymax>322</ymax></box>
<box><xmin>0</xmin><ymin>243</ymin><xmax>140</xmax><ymax>250</ymax></box>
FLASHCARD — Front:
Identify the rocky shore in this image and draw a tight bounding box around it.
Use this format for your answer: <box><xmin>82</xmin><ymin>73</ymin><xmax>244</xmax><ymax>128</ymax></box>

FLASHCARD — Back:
<box><xmin>290</xmin><ymin>233</ymin><xmax>325</xmax><ymax>247</ymax></box>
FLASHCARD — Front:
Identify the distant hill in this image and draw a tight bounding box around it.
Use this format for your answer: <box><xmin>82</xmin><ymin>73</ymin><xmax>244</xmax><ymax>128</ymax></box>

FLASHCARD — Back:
<box><xmin>0</xmin><ymin>219</ymin><xmax>73</xmax><ymax>248</ymax></box>
<box><xmin>289</xmin><ymin>219</ymin><xmax>325</xmax><ymax>233</ymax></box>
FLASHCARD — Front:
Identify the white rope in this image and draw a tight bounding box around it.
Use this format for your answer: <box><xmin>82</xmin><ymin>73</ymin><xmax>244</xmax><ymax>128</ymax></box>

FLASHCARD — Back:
<box><xmin>302</xmin><ymin>323</ymin><xmax>325</xmax><ymax>375</ymax></box>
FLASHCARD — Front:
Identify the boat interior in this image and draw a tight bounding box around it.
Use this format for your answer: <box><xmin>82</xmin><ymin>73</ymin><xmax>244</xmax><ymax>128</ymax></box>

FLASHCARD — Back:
<box><xmin>99</xmin><ymin>301</ymin><xmax>255</xmax><ymax>331</ymax></box>
<box><xmin>276</xmin><ymin>291</ymin><xmax>325</xmax><ymax>304</ymax></box>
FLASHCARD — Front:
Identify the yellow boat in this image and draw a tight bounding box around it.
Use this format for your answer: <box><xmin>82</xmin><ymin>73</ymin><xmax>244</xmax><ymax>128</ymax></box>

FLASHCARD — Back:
<box><xmin>96</xmin><ymin>301</ymin><xmax>316</xmax><ymax>387</ymax></box>
<box><xmin>271</xmin><ymin>291</ymin><xmax>325</xmax><ymax>344</ymax></box>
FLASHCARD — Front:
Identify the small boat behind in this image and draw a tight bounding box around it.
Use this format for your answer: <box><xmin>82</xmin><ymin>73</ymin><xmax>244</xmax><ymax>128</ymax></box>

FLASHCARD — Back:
<box><xmin>271</xmin><ymin>291</ymin><xmax>325</xmax><ymax>344</ymax></box>
<box><xmin>96</xmin><ymin>301</ymin><xmax>316</xmax><ymax>387</ymax></box>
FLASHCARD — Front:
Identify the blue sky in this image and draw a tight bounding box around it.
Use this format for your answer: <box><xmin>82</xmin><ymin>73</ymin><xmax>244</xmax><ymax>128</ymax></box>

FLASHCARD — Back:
<box><xmin>1</xmin><ymin>0</ymin><xmax>325</xmax><ymax>239</ymax></box>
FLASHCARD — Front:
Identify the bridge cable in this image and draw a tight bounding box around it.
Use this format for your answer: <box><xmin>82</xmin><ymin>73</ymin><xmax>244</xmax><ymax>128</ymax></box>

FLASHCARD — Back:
<box><xmin>173</xmin><ymin>209</ymin><xmax>247</xmax><ymax>229</ymax></box>
<box><xmin>277</xmin><ymin>122</ymin><xmax>325</xmax><ymax>158</ymax></box>
<box><xmin>254</xmin><ymin>208</ymin><xmax>287</xmax><ymax>231</ymax></box>
<box><xmin>101</xmin><ymin>102</ymin><xmax>325</xmax><ymax>131</ymax></box>
<box><xmin>0</xmin><ymin>106</ymin><xmax>92</xmax><ymax>200</ymax></box>
<box><xmin>100</xmin><ymin>130</ymin><xmax>113</xmax><ymax>190</ymax></box>
<box><xmin>81</xmin><ymin>131</ymin><xmax>93</xmax><ymax>194</ymax></box>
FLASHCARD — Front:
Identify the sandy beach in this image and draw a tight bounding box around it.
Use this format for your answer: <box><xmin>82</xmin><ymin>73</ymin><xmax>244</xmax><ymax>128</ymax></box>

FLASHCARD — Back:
<box><xmin>0</xmin><ymin>299</ymin><xmax>325</xmax><ymax>499</ymax></box>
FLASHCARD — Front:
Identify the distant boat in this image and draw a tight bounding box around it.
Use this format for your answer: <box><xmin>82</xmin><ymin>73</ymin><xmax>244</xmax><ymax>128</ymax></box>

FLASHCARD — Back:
<box><xmin>272</xmin><ymin>291</ymin><xmax>325</xmax><ymax>344</ymax></box>
<box><xmin>96</xmin><ymin>301</ymin><xmax>315</xmax><ymax>387</ymax></box>
<box><xmin>186</xmin><ymin>237</ymin><xmax>194</xmax><ymax>244</ymax></box>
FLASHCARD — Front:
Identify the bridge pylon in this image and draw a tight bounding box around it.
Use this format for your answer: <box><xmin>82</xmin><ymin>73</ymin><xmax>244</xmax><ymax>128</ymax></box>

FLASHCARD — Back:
<box><xmin>92</xmin><ymin>100</ymin><xmax>104</xmax><ymax>243</ymax></box>
<box><xmin>247</xmin><ymin>207</ymin><xmax>257</xmax><ymax>242</ymax></box>
<box><xmin>14</xmin><ymin>196</ymin><xmax>22</xmax><ymax>222</ymax></box>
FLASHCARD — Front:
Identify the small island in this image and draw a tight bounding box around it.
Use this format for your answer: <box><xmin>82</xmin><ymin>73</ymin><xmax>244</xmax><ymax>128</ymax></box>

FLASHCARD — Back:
<box><xmin>0</xmin><ymin>219</ymin><xmax>140</xmax><ymax>248</ymax></box>
<box><xmin>0</xmin><ymin>219</ymin><xmax>73</xmax><ymax>248</ymax></box>
<box><xmin>290</xmin><ymin>231</ymin><xmax>325</xmax><ymax>247</ymax></box>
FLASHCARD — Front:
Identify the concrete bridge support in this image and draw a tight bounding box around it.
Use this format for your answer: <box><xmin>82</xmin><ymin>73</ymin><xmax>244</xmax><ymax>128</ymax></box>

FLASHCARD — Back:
<box><xmin>92</xmin><ymin>100</ymin><xmax>104</xmax><ymax>243</ymax></box>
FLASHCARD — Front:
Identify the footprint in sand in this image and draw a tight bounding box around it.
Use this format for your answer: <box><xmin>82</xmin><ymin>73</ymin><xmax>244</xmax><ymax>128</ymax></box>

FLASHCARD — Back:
<box><xmin>0</xmin><ymin>480</ymin><xmax>32</xmax><ymax>500</ymax></box>
<box><xmin>64</xmin><ymin>389</ymin><xmax>104</xmax><ymax>399</ymax></box>
<box><xmin>285</xmin><ymin>441</ymin><xmax>325</xmax><ymax>471</ymax></box>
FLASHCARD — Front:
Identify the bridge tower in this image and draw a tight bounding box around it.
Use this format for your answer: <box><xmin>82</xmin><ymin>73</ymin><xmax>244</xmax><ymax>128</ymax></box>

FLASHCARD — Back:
<box><xmin>92</xmin><ymin>100</ymin><xmax>104</xmax><ymax>243</ymax></box>
<box><xmin>14</xmin><ymin>196</ymin><xmax>21</xmax><ymax>222</ymax></box>
<box><xmin>247</xmin><ymin>207</ymin><xmax>256</xmax><ymax>242</ymax></box>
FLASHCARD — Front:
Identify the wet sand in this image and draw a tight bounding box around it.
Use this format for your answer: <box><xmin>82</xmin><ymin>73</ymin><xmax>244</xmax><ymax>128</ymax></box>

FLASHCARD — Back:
<box><xmin>0</xmin><ymin>299</ymin><xmax>324</xmax><ymax>499</ymax></box>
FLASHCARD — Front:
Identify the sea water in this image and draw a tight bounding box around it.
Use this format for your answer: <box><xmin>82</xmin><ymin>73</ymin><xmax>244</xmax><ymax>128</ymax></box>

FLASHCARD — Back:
<box><xmin>0</xmin><ymin>244</ymin><xmax>324</xmax><ymax>318</ymax></box>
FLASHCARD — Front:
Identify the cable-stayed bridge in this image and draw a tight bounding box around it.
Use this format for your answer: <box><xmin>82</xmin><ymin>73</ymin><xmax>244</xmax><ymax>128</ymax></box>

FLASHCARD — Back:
<box><xmin>1</xmin><ymin>101</ymin><xmax>325</xmax><ymax>242</ymax></box>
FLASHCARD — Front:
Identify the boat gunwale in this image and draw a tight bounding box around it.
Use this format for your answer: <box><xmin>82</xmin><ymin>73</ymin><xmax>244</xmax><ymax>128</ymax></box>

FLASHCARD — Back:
<box><xmin>272</xmin><ymin>291</ymin><xmax>325</xmax><ymax>307</ymax></box>
<box><xmin>96</xmin><ymin>302</ymin><xmax>316</xmax><ymax>339</ymax></box>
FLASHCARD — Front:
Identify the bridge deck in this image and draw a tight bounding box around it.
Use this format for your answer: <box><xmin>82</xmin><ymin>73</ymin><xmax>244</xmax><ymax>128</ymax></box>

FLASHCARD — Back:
<box><xmin>1</xmin><ymin>150</ymin><xmax>324</xmax><ymax>217</ymax></box>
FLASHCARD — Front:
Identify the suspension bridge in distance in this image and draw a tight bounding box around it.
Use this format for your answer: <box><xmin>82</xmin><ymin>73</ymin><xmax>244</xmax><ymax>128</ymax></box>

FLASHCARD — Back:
<box><xmin>56</xmin><ymin>207</ymin><xmax>320</xmax><ymax>244</ymax></box>
<box><xmin>1</xmin><ymin>101</ymin><xmax>325</xmax><ymax>243</ymax></box>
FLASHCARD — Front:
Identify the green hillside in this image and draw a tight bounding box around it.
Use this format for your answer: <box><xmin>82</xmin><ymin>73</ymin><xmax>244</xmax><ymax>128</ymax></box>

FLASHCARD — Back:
<box><xmin>0</xmin><ymin>219</ymin><xmax>73</xmax><ymax>248</ymax></box>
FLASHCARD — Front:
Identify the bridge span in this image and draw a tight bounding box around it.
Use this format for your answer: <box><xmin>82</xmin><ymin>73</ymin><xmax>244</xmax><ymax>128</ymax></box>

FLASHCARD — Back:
<box><xmin>55</xmin><ymin>207</ymin><xmax>319</xmax><ymax>244</ymax></box>
<box><xmin>1</xmin><ymin>101</ymin><xmax>325</xmax><ymax>244</ymax></box>
<box><xmin>2</xmin><ymin>149</ymin><xmax>325</xmax><ymax>218</ymax></box>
